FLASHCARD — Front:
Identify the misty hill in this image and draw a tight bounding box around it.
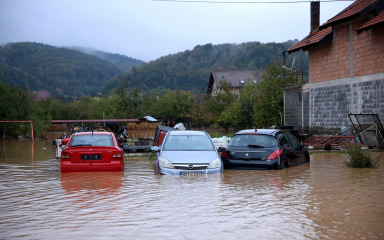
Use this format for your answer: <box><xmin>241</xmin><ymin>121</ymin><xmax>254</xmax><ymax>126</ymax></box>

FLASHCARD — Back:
<box><xmin>0</xmin><ymin>42</ymin><xmax>125</xmax><ymax>97</ymax></box>
<box><xmin>70</xmin><ymin>47</ymin><xmax>145</xmax><ymax>72</ymax></box>
<box><xmin>103</xmin><ymin>40</ymin><xmax>307</xmax><ymax>94</ymax></box>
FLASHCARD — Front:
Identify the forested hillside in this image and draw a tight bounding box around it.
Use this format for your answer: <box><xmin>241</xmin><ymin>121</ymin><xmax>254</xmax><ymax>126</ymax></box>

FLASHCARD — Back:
<box><xmin>70</xmin><ymin>47</ymin><xmax>145</xmax><ymax>72</ymax></box>
<box><xmin>0</xmin><ymin>41</ymin><xmax>307</xmax><ymax>98</ymax></box>
<box><xmin>0</xmin><ymin>42</ymin><xmax>123</xmax><ymax>97</ymax></box>
<box><xmin>103</xmin><ymin>40</ymin><xmax>307</xmax><ymax>94</ymax></box>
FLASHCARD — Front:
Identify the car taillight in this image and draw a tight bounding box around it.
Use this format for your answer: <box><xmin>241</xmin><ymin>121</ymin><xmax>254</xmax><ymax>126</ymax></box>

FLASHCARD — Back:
<box><xmin>61</xmin><ymin>150</ymin><xmax>70</xmax><ymax>159</ymax></box>
<box><xmin>267</xmin><ymin>149</ymin><xmax>282</xmax><ymax>159</ymax></box>
<box><xmin>221</xmin><ymin>151</ymin><xmax>229</xmax><ymax>159</ymax></box>
<box><xmin>113</xmin><ymin>150</ymin><xmax>122</xmax><ymax>158</ymax></box>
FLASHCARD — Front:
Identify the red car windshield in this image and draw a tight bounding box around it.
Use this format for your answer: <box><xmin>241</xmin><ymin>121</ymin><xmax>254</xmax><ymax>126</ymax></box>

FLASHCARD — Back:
<box><xmin>69</xmin><ymin>134</ymin><xmax>114</xmax><ymax>147</ymax></box>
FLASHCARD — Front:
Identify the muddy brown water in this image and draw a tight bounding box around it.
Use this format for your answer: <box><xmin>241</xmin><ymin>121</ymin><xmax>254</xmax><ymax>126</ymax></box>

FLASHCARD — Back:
<box><xmin>1</xmin><ymin>140</ymin><xmax>383</xmax><ymax>239</ymax></box>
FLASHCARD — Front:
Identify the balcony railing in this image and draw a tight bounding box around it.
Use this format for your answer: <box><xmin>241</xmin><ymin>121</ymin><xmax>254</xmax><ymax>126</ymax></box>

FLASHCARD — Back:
<box><xmin>283</xmin><ymin>67</ymin><xmax>309</xmax><ymax>88</ymax></box>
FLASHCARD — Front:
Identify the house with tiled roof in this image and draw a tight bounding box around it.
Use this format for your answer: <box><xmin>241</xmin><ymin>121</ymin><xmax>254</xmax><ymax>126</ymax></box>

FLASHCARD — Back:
<box><xmin>206</xmin><ymin>70</ymin><xmax>264</xmax><ymax>95</ymax></box>
<box><xmin>32</xmin><ymin>90</ymin><xmax>50</xmax><ymax>101</ymax></box>
<box><xmin>284</xmin><ymin>0</ymin><xmax>384</xmax><ymax>134</ymax></box>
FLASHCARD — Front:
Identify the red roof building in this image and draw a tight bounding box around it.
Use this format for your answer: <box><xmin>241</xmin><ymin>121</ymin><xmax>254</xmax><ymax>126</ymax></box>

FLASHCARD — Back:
<box><xmin>32</xmin><ymin>90</ymin><xmax>50</xmax><ymax>101</ymax></box>
<box><xmin>284</xmin><ymin>0</ymin><xmax>384</xmax><ymax>134</ymax></box>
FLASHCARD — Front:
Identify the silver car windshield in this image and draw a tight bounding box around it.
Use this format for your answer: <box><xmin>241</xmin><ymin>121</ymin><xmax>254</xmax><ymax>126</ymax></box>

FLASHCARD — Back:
<box><xmin>69</xmin><ymin>134</ymin><xmax>114</xmax><ymax>147</ymax></box>
<box><xmin>163</xmin><ymin>135</ymin><xmax>215</xmax><ymax>151</ymax></box>
<box><xmin>228</xmin><ymin>134</ymin><xmax>277</xmax><ymax>148</ymax></box>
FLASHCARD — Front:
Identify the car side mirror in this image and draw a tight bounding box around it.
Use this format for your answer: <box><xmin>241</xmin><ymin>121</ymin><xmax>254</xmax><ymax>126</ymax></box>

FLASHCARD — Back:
<box><xmin>151</xmin><ymin>146</ymin><xmax>160</xmax><ymax>152</ymax></box>
<box><xmin>60</xmin><ymin>145</ymin><xmax>66</xmax><ymax>149</ymax></box>
<box><xmin>217</xmin><ymin>147</ymin><xmax>226</xmax><ymax>152</ymax></box>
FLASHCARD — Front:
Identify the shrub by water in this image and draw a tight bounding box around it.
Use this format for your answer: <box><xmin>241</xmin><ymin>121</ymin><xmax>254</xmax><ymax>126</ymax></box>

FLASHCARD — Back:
<box><xmin>344</xmin><ymin>144</ymin><xmax>380</xmax><ymax>168</ymax></box>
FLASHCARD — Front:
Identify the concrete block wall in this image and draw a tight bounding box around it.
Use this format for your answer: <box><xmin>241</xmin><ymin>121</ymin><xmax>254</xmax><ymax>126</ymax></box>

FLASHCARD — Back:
<box><xmin>351</xmin><ymin>79</ymin><xmax>384</xmax><ymax>116</ymax></box>
<box><xmin>284</xmin><ymin>76</ymin><xmax>384</xmax><ymax>135</ymax></box>
<box><xmin>284</xmin><ymin>87</ymin><xmax>302</xmax><ymax>130</ymax></box>
<box><xmin>310</xmin><ymin>83</ymin><xmax>351</xmax><ymax>134</ymax></box>
<box><xmin>302</xmin><ymin>91</ymin><xmax>310</xmax><ymax>132</ymax></box>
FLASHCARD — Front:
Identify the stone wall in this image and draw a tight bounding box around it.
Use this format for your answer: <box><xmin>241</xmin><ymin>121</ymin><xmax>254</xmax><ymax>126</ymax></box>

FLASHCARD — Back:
<box><xmin>284</xmin><ymin>75</ymin><xmax>384</xmax><ymax>134</ymax></box>
<box><xmin>284</xmin><ymin>87</ymin><xmax>302</xmax><ymax>131</ymax></box>
<box><xmin>309</xmin><ymin>83</ymin><xmax>351</xmax><ymax>134</ymax></box>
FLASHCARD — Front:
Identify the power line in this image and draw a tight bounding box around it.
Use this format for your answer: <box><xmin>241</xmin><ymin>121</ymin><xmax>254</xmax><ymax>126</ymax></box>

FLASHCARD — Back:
<box><xmin>151</xmin><ymin>0</ymin><xmax>354</xmax><ymax>3</ymax></box>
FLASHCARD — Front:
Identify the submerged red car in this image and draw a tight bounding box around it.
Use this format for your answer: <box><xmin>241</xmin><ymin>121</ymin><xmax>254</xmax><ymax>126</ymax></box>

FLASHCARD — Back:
<box><xmin>60</xmin><ymin>132</ymin><xmax>124</xmax><ymax>173</ymax></box>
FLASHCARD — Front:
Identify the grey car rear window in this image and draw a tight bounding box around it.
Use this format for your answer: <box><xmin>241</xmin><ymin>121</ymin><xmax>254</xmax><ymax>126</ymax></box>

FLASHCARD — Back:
<box><xmin>228</xmin><ymin>134</ymin><xmax>277</xmax><ymax>148</ymax></box>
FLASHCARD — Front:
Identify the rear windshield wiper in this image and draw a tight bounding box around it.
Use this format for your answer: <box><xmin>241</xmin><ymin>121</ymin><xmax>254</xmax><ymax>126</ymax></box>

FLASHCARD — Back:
<box><xmin>71</xmin><ymin>144</ymin><xmax>92</xmax><ymax>147</ymax></box>
<box><xmin>248</xmin><ymin>145</ymin><xmax>264</xmax><ymax>148</ymax></box>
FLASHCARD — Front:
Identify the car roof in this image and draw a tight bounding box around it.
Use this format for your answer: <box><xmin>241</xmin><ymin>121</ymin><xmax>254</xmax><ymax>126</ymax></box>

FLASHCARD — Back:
<box><xmin>234</xmin><ymin>129</ymin><xmax>280</xmax><ymax>136</ymax></box>
<box><xmin>72</xmin><ymin>131</ymin><xmax>113</xmax><ymax>136</ymax></box>
<box><xmin>168</xmin><ymin>130</ymin><xmax>208</xmax><ymax>136</ymax></box>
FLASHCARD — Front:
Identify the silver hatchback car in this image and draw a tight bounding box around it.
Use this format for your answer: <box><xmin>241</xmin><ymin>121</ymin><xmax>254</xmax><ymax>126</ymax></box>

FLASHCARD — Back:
<box><xmin>151</xmin><ymin>130</ymin><xmax>223</xmax><ymax>175</ymax></box>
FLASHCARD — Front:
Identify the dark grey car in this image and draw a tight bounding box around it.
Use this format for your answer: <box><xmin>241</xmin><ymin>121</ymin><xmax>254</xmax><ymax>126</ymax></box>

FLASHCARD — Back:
<box><xmin>220</xmin><ymin>129</ymin><xmax>310</xmax><ymax>169</ymax></box>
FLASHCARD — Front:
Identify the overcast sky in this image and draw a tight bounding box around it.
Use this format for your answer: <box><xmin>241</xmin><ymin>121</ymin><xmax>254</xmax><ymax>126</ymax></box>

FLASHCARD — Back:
<box><xmin>0</xmin><ymin>0</ymin><xmax>353</xmax><ymax>62</ymax></box>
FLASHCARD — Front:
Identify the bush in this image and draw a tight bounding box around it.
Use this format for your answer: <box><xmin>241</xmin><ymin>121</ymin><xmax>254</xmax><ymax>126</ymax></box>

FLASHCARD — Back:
<box><xmin>344</xmin><ymin>144</ymin><xmax>380</xmax><ymax>168</ymax></box>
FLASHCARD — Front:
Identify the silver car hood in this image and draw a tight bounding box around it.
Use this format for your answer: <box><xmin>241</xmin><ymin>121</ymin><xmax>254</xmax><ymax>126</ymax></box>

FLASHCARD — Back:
<box><xmin>162</xmin><ymin>150</ymin><xmax>219</xmax><ymax>164</ymax></box>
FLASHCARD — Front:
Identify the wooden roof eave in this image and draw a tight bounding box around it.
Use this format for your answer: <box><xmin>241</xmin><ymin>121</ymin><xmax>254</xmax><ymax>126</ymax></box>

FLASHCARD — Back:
<box><xmin>357</xmin><ymin>21</ymin><xmax>384</xmax><ymax>33</ymax></box>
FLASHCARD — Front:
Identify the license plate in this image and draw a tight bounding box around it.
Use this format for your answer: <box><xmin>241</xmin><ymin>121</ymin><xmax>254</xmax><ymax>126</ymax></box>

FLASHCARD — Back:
<box><xmin>81</xmin><ymin>154</ymin><xmax>102</xmax><ymax>160</ymax></box>
<box><xmin>180</xmin><ymin>172</ymin><xmax>202</xmax><ymax>176</ymax></box>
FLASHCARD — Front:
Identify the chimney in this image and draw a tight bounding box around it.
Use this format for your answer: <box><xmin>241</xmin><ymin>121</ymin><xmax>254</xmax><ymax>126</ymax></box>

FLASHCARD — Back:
<box><xmin>310</xmin><ymin>0</ymin><xmax>320</xmax><ymax>33</ymax></box>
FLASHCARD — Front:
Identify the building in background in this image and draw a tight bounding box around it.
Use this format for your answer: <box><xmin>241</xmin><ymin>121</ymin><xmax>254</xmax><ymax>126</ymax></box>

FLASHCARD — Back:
<box><xmin>207</xmin><ymin>70</ymin><xmax>264</xmax><ymax>95</ymax></box>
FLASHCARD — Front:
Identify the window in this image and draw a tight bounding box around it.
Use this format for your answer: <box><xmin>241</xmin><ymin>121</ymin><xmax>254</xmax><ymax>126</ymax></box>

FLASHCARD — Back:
<box><xmin>285</xmin><ymin>132</ymin><xmax>300</xmax><ymax>148</ymax></box>
<box><xmin>163</xmin><ymin>135</ymin><xmax>215</xmax><ymax>151</ymax></box>
<box><xmin>70</xmin><ymin>134</ymin><xmax>113</xmax><ymax>147</ymax></box>
<box><xmin>228</xmin><ymin>134</ymin><xmax>277</xmax><ymax>148</ymax></box>
<box><xmin>276</xmin><ymin>133</ymin><xmax>291</xmax><ymax>147</ymax></box>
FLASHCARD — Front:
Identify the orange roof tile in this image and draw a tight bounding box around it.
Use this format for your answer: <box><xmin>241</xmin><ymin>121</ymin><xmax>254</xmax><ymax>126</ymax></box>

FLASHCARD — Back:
<box><xmin>357</xmin><ymin>10</ymin><xmax>384</xmax><ymax>32</ymax></box>
<box><xmin>321</xmin><ymin>0</ymin><xmax>378</xmax><ymax>29</ymax></box>
<box><xmin>288</xmin><ymin>27</ymin><xmax>332</xmax><ymax>53</ymax></box>
<box><xmin>288</xmin><ymin>0</ymin><xmax>382</xmax><ymax>53</ymax></box>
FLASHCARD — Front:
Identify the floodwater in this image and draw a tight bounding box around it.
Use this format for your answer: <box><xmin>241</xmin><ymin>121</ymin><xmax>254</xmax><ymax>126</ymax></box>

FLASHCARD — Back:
<box><xmin>1</xmin><ymin>140</ymin><xmax>383</xmax><ymax>240</ymax></box>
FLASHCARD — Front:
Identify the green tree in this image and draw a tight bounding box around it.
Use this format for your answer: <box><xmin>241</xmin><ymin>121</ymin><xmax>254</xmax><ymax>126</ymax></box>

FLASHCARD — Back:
<box><xmin>110</xmin><ymin>81</ymin><xmax>143</xmax><ymax>118</ymax></box>
<box><xmin>235</xmin><ymin>82</ymin><xmax>258</xmax><ymax>128</ymax></box>
<box><xmin>148</xmin><ymin>90</ymin><xmax>193</xmax><ymax>122</ymax></box>
<box><xmin>253</xmin><ymin>61</ymin><xmax>285</xmax><ymax>128</ymax></box>
<box><xmin>0</xmin><ymin>81</ymin><xmax>50</xmax><ymax>137</ymax></box>
<box><xmin>202</xmin><ymin>80</ymin><xmax>238</xmax><ymax>131</ymax></box>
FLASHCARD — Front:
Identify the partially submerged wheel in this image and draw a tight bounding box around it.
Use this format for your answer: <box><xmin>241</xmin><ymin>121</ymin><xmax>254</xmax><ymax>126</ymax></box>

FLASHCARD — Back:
<box><xmin>305</xmin><ymin>153</ymin><xmax>310</xmax><ymax>162</ymax></box>
<box><xmin>277</xmin><ymin>159</ymin><xmax>287</xmax><ymax>169</ymax></box>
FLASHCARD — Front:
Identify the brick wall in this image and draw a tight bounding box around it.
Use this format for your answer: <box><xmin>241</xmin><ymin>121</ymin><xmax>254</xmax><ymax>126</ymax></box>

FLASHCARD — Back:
<box><xmin>310</xmin><ymin>24</ymin><xmax>351</xmax><ymax>83</ymax></box>
<box><xmin>309</xmin><ymin>22</ymin><xmax>384</xmax><ymax>83</ymax></box>
<box><xmin>353</xmin><ymin>24</ymin><xmax>384</xmax><ymax>76</ymax></box>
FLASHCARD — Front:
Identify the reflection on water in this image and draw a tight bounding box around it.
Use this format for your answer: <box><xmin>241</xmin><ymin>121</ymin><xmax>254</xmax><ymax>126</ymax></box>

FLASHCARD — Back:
<box><xmin>0</xmin><ymin>140</ymin><xmax>383</xmax><ymax>239</ymax></box>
